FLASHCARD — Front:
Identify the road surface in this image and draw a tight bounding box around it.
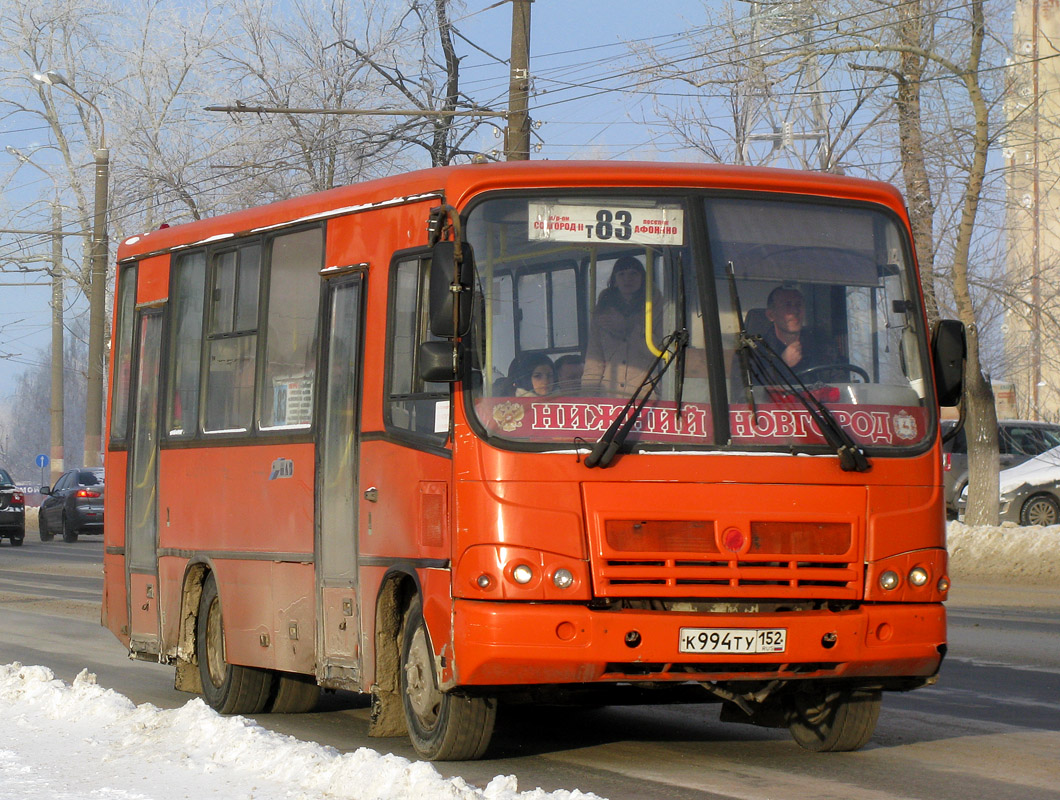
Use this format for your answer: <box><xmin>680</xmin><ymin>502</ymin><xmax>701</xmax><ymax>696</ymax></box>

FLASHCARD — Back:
<box><xmin>1</xmin><ymin>535</ymin><xmax>1057</xmax><ymax>800</ymax></box>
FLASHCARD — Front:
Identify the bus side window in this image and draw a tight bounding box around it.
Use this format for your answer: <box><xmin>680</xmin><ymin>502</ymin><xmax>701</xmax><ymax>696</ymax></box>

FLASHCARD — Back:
<box><xmin>204</xmin><ymin>244</ymin><xmax>261</xmax><ymax>433</ymax></box>
<box><xmin>109</xmin><ymin>263</ymin><xmax>138</xmax><ymax>444</ymax></box>
<box><xmin>166</xmin><ymin>251</ymin><xmax>206</xmax><ymax>438</ymax></box>
<box><xmin>386</xmin><ymin>254</ymin><xmax>448</xmax><ymax>442</ymax></box>
<box><xmin>259</xmin><ymin>227</ymin><xmax>323</xmax><ymax>430</ymax></box>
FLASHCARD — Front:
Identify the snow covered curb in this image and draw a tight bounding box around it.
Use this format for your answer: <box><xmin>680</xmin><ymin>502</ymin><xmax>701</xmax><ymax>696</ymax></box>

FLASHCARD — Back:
<box><xmin>947</xmin><ymin>521</ymin><xmax>1060</xmax><ymax>586</ymax></box>
<box><xmin>0</xmin><ymin>663</ymin><xmax>604</xmax><ymax>800</ymax></box>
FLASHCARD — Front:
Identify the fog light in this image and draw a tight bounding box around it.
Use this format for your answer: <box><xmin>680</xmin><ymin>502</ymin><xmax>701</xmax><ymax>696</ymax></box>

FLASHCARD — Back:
<box><xmin>937</xmin><ymin>576</ymin><xmax>951</xmax><ymax>593</ymax></box>
<box><xmin>512</xmin><ymin>564</ymin><xmax>533</xmax><ymax>585</ymax></box>
<box><xmin>476</xmin><ymin>573</ymin><xmax>493</xmax><ymax>589</ymax></box>
<box><xmin>880</xmin><ymin>570</ymin><xmax>900</xmax><ymax>591</ymax></box>
<box><xmin>909</xmin><ymin>567</ymin><xmax>929</xmax><ymax>587</ymax></box>
<box><xmin>552</xmin><ymin>568</ymin><xmax>574</xmax><ymax>589</ymax></box>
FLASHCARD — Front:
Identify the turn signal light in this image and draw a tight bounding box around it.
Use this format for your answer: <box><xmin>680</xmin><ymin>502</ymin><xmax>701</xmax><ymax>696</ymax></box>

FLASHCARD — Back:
<box><xmin>76</xmin><ymin>490</ymin><xmax>101</xmax><ymax>498</ymax></box>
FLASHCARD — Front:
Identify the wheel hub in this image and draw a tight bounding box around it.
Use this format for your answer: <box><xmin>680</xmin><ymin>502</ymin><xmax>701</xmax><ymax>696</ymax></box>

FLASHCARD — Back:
<box><xmin>404</xmin><ymin>627</ymin><xmax>441</xmax><ymax>726</ymax></box>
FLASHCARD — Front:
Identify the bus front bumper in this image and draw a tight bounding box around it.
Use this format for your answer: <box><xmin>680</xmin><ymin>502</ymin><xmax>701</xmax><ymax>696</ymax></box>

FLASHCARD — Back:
<box><xmin>449</xmin><ymin>599</ymin><xmax>945</xmax><ymax>687</ymax></box>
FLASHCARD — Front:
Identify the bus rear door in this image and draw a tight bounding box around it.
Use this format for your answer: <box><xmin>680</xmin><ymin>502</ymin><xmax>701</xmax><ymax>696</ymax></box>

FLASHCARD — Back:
<box><xmin>126</xmin><ymin>307</ymin><xmax>163</xmax><ymax>656</ymax></box>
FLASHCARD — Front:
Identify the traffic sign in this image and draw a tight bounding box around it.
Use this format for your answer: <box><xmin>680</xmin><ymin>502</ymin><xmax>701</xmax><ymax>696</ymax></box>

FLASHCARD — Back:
<box><xmin>35</xmin><ymin>454</ymin><xmax>49</xmax><ymax>469</ymax></box>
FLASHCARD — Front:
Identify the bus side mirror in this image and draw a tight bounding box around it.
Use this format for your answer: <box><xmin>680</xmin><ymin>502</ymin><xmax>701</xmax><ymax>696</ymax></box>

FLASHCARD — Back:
<box><xmin>418</xmin><ymin>340</ymin><xmax>458</xmax><ymax>383</ymax></box>
<box><xmin>932</xmin><ymin>319</ymin><xmax>965</xmax><ymax>407</ymax></box>
<box><xmin>429</xmin><ymin>241</ymin><xmax>474</xmax><ymax>338</ymax></box>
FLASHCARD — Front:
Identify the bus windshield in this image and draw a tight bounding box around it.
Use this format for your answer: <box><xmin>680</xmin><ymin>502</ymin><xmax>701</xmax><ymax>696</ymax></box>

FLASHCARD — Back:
<box><xmin>464</xmin><ymin>192</ymin><xmax>931</xmax><ymax>453</ymax></box>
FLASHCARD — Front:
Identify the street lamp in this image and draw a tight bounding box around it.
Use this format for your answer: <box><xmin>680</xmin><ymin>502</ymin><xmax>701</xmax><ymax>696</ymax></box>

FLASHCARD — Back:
<box><xmin>32</xmin><ymin>68</ymin><xmax>109</xmax><ymax>468</ymax></box>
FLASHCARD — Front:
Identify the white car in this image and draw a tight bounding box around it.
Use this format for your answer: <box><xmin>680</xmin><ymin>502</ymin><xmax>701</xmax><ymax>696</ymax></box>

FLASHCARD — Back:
<box><xmin>961</xmin><ymin>444</ymin><xmax>1060</xmax><ymax>526</ymax></box>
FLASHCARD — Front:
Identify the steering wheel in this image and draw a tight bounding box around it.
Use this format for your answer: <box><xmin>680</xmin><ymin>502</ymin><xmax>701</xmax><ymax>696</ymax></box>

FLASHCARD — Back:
<box><xmin>796</xmin><ymin>363</ymin><xmax>870</xmax><ymax>383</ymax></box>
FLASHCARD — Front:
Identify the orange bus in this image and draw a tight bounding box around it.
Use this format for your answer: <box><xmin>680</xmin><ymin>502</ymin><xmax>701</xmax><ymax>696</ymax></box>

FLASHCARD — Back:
<box><xmin>103</xmin><ymin>161</ymin><xmax>965</xmax><ymax>760</ymax></box>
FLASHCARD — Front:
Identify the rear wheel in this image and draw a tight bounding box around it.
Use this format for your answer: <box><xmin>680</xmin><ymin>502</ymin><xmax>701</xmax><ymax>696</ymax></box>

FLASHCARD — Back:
<box><xmin>267</xmin><ymin>672</ymin><xmax>320</xmax><ymax>713</ymax></box>
<box><xmin>196</xmin><ymin>573</ymin><xmax>273</xmax><ymax>715</ymax></box>
<box><xmin>39</xmin><ymin>515</ymin><xmax>53</xmax><ymax>542</ymax></box>
<box><xmin>1020</xmin><ymin>494</ymin><xmax>1060</xmax><ymax>527</ymax></box>
<box><xmin>788</xmin><ymin>687</ymin><xmax>881</xmax><ymax>752</ymax></box>
<box><xmin>10</xmin><ymin>533</ymin><xmax>23</xmax><ymax>546</ymax></box>
<box><xmin>400</xmin><ymin>596</ymin><xmax>496</xmax><ymax>760</ymax></box>
<box><xmin>62</xmin><ymin>514</ymin><xmax>78</xmax><ymax>543</ymax></box>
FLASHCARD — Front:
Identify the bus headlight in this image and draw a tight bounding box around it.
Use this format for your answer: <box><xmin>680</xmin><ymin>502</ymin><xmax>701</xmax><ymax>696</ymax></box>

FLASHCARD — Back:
<box><xmin>512</xmin><ymin>564</ymin><xmax>534</xmax><ymax>585</ymax></box>
<box><xmin>908</xmin><ymin>567</ymin><xmax>929</xmax><ymax>587</ymax></box>
<box><xmin>879</xmin><ymin>570</ymin><xmax>900</xmax><ymax>591</ymax></box>
<box><xmin>552</xmin><ymin>568</ymin><xmax>574</xmax><ymax>589</ymax></box>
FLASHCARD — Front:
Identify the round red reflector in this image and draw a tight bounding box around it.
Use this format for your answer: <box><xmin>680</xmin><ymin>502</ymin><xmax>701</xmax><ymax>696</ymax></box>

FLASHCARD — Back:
<box><xmin>722</xmin><ymin>527</ymin><xmax>746</xmax><ymax>553</ymax></box>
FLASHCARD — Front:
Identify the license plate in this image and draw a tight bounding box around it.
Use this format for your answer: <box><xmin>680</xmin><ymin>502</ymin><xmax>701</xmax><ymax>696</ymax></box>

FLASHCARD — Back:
<box><xmin>679</xmin><ymin>627</ymin><xmax>787</xmax><ymax>654</ymax></box>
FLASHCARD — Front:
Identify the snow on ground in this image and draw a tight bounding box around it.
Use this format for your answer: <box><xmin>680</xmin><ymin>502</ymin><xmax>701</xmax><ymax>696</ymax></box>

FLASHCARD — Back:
<box><xmin>948</xmin><ymin>520</ymin><xmax>1060</xmax><ymax>585</ymax></box>
<box><xmin>0</xmin><ymin>664</ymin><xmax>601</xmax><ymax>800</ymax></box>
<box><xmin>1</xmin><ymin>521</ymin><xmax>1057</xmax><ymax>800</ymax></box>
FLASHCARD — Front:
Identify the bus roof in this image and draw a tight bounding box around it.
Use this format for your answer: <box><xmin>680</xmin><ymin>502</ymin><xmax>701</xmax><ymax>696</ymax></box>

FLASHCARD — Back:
<box><xmin>116</xmin><ymin>161</ymin><xmax>907</xmax><ymax>262</ymax></box>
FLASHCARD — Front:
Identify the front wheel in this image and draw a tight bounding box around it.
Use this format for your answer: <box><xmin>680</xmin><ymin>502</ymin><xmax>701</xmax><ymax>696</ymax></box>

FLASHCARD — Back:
<box><xmin>10</xmin><ymin>534</ymin><xmax>23</xmax><ymax>546</ymax></box>
<box><xmin>400</xmin><ymin>597</ymin><xmax>496</xmax><ymax>760</ymax></box>
<box><xmin>1020</xmin><ymin>493</ymin><xmax>1060</xmax><ymax>527</ymax></box>
<box><xmin>788</xmin><ymin>687</ymin><xmax>881</xmax><ymax>752</ymax></box>
<box><xmin>196</xmin><ymin>573</ymin><xmax>273</xmax><ymax>715</ymax></box>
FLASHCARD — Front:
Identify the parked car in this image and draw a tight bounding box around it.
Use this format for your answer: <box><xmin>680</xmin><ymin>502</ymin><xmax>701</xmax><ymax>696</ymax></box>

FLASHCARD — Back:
<box><xmin>942</xmin><ymin>419</ymin><xmax>1060</xmax><ymax>517</ymax></box>
<box><xmin>39</xmin><ymin>468</ymin><xmax>105</xmax><ymax>542</ymax></box>
<box><xmin>0</xmin><ymin>468</ymin><xmax>25</xmax><ymax>546</ymax></box>
<box><xmin>959</xmin><ymin>444</ymin><xmax>1060</xmax><ymax>526</ymax></box>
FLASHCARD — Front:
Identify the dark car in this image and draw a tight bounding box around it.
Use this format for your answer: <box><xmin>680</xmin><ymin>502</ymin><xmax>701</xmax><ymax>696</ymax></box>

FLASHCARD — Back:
<box><xmin>942</xmin><ymin>419</ymin><xmax>1060</xmax><ymax>517</ymax></box>
<box><xmin>0</xmin><ymin>468</ymin><xmax>25</xmax><ymax>546</ymax></box>
<box><xmin>39</xmin><ymin>468</ymin><xmax>105</xmax><ymax>542</ymax></box>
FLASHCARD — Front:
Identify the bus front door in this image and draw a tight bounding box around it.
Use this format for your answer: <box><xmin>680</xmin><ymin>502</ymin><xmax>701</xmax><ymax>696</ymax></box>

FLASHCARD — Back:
<box><xmin>126</xmin><ymin>309</ymin><xmax>163</xmax><ymax>656</ymax></box>
<box><xmin>316</xmin><ymin>274</ymin><xmax>364</xmax><ymax>686</ymax></box>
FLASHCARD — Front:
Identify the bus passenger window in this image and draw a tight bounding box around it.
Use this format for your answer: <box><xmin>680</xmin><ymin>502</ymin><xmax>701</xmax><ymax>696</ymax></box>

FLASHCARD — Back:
<box><xmin>166</xmin><ymin>251</ymin><xmax>205</xmax><ymax>438</ymax></box>
<box><xmin>260</xmin><ymin>228</ymin><xmax>323</xmax><ymax>430</ymax></box>
<box><xmin>109</xmin><ymin>264</ymin><xmax>138</xmax><ymax>443</ymax></box>
<box><xmin>204</xmin><ymin>244</ymin><xmax>260</xmax><ymax>433</ymax></box>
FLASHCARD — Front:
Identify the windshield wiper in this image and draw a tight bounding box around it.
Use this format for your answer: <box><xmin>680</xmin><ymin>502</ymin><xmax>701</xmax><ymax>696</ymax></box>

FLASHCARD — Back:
<box><xmin>746</xmin><ymin>340</ymin><xmax>870</xmax><ymax>472</ymax></box>
<box><xmin>584</xmin><ymin>329</ymin><xmax>689</xmax><ymax>469</ymax></box>
<box><xmin>726</xmin><ymin>261</ymin><xmax>869</xmax><ymax>473</ymax></box>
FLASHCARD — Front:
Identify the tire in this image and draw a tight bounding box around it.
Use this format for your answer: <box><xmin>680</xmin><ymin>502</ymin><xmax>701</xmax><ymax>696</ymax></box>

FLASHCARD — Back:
<box><xmin>1019</xmin><ymin>494</ymin><xmax>1060</xmax><ymax>527</ymax></box>
<box><xmin>267</xmin><ymin>672</ymin><xmax>320</xmax><ymax>713</ymax></box>
<box><xmin>39</xmin><ymin>514</ymin><xmax>53</xmax><ymax>542</ymax></box>
<box><xmin>10</xmin><ymin>534</ymin><xmax>23</xmax><ymax>546</ymax></box>
<box><xmin>399</xmin><ymin>596</ymin><xmax>496</xmax><ymax>760</ymax></box>
<box><xmin>196</xmin><ymin>573</ymin><xmax>273</xmax><ymax>715</ymax></box>
<box><xmin>62</xmin><ymin>513</ymin><xmax>78</xmax><ymax>543</ymax></box>
<box><xmin>788</xmin><ymin>687</ymin><xmax>881</xmax><ymax>752</ymax></box>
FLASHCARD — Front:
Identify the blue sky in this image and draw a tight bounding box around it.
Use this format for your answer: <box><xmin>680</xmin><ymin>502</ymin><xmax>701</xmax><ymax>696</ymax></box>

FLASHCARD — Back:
<box><xmin>0</xmin><ymin>0</ymin><xmax>714</xmax><ymax>401</ymax></box>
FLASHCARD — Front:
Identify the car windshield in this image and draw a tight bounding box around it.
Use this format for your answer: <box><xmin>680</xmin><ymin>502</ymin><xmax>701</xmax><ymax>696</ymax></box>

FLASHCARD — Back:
<box><xmin>0</xmin><ymin>469</ymin><xmax>12</xmax><ymax>485</ymax></box>
<box><xmin>464</xmin><ymin>192</ymin><xmax>932</xmax><ymax>453</ymax></box>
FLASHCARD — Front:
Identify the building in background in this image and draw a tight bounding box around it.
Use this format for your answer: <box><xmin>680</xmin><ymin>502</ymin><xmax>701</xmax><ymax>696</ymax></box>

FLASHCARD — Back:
<box><xmin>1005</xmin><ymin>0</ymin><xmax>1060</xmax><ymax>421</ymax></box>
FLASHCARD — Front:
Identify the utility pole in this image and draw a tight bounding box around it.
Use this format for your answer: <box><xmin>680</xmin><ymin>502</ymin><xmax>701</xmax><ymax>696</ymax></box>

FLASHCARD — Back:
<box><xmin>505</xmin><ymin>0</ymin><xmax>532</xmax><ymax>161</ymax></box>
<box><xmin>50</xmin><ymin>201</ymin><xmax>65</xmax><ymax>484</ymax></box>
<box><xmin>32</xmin><ymin>69</ymin><xmax>110</xmax><ymax>468</ymax></box>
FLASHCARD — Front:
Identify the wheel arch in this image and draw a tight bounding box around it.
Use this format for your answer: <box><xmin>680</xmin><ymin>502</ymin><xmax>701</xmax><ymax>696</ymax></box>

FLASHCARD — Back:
<box><xmin>173</xmin><ymin>557</ymin><xmax>215</xmax><ymax>694</ymax></box>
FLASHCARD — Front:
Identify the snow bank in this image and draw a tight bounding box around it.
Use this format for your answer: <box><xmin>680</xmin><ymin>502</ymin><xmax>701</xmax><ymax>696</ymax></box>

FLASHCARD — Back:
<box><xmin>947</xmin><ymin>521</ymin><xmax>1060</xmax><ymax>585</ymax></box>
<box><xmin>0</xmin><ymin>664</ymin><xmax>603</xmax><ymax>800</ymax></box>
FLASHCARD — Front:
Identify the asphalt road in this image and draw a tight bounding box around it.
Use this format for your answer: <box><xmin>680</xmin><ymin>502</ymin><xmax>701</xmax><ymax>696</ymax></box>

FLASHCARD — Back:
<box><xmin>1</xmin><ymin>535</ymin><xmax>1058</xmax><ymax>800</ymax></box>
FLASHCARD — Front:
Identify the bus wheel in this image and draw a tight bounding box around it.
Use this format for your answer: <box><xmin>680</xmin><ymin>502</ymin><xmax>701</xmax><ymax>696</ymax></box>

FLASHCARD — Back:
<box><xmin>196</xmin><ymin>573</ymin><xmax>273</xmax><ymax>715</ymax></box>
<box><xmin>267</xmin><ymin>672</ymin><xmax>320</xmax><ymax>713</ymax></box>
<box><xmin>399</xmin><ymin>597</ymin><xmax>496</xmax><ymax>760</ymax></box>
<box><xmin>788</xmin><ymin>686</ymin><xmax>881</xmax><ymax>752</ymax></box>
